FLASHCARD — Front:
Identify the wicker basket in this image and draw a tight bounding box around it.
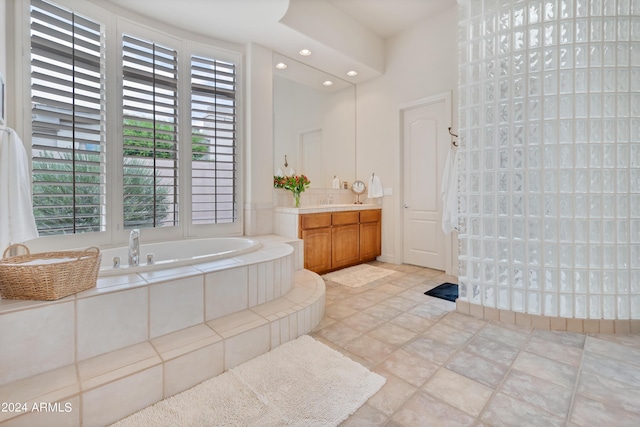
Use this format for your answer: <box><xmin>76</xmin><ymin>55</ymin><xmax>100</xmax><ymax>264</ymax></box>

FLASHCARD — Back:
<box><xmin>0</xmin><ymin>244</ymin><xmax>101</xmax><ymax>301</ymax></box>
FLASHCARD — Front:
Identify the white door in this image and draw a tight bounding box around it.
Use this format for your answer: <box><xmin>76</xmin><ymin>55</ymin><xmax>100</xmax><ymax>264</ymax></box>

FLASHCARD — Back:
<box><xmin>402</xmin><ymin>95</ymin><xmax>450</xmax><ymax>270</ymax></box>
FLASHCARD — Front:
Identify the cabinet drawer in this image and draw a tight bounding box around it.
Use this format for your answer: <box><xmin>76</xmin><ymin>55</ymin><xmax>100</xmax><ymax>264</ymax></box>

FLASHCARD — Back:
<box><xmin>360</xmin><ymin>209</ymin><xmax>381</xmax><ymax>223</ymax></box>
<box><xmin>300</xmin><ymin>213</ymin><xmax>332</xmax><ymax>229</ymax></box>
<box><xmin>332</xmin><ymin>211</ymin><xmax>359</xmax><ymax>226</ymax></box>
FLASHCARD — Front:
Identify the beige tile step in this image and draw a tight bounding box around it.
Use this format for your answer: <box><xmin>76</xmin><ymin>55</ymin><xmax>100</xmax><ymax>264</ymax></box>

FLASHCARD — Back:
<box><xmin>0</xmin><ymin>268</ymin><xmax>325</xmax><ymax>426</ymax></box>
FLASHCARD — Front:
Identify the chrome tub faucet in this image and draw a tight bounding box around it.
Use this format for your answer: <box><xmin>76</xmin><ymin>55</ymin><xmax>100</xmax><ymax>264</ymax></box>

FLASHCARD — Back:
<box><xmin>128</xmin><ymin>229</ymin><xmax>140</xmax><ymax>266</ymax></box>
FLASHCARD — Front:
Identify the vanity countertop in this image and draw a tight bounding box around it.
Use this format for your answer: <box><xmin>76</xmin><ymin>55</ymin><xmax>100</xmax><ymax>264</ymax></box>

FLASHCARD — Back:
<box><xmin>274</xmin><ymin>204</ymin><xmax>381</xmax><ymax>214</ymax></box>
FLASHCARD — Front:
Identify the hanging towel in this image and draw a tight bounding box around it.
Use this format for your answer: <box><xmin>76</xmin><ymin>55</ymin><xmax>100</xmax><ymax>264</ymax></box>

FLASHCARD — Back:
<box><xmin>368</xmin><ymin>174</ymin><xmax>383</xmax><ymax>199</ymax></box>
<box><xmin>441</xmin><ymin>146</ymin><xmax>459</xmax><ymax>234</ymax></box>
<box><xmin>332</xmin><ymin>176</ymin><xmax>340</xmax><ymax>189</ymax></box>
<box><xmin>0</xmin><ymin>127</ymin><xmax>39</xmax><ymax>250</ymax></box>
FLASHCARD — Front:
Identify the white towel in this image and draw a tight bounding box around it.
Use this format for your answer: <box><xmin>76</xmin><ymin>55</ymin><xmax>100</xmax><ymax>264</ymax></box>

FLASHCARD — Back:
<box><xmin>332</xmin><ymin>176</ymin><xmax>340</xmax><ymax>189</ymax></box>
<box><xmin>0</xmin><ymin>127</ymin><xmax>39</xmax><ymax>250</ymax></box>
<box><xmin>441</xmin><ymin>146</ymin><xmax>459</xmax><ymax>234</ymax></box>
<box><xmin>368</xmin><ymin>174</ymin><xmax>383</xmax><ymax>199</ymax></box>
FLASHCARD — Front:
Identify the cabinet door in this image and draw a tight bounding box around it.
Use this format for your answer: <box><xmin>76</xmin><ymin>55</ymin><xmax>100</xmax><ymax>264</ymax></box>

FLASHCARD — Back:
<box><xmin>301</xmin><ymin>227</ymin><xmax>332</xmax><ymax>273</ymax></box>
<box><xmin>360</xmin><ymin>221</ymin><xmax>381</xmax><ymax>261</ymax></box>
<box><xmin>332</xmin><ymin>224</ymin><xmax>360</xmax><ymax>269</ymax></box>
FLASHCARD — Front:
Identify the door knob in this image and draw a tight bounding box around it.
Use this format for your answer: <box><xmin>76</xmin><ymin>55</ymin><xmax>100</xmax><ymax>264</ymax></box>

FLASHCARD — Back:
<box><xmin>404</xmin><ymin>204</ymin><xmax>409</xmax><ymax>208</ymax></box>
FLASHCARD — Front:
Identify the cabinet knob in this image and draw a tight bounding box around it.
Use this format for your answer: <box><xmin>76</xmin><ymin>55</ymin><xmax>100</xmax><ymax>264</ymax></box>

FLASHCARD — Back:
<box><xmin>403</xmin><ymin>204</ymin><xmax>409</xmax><ymax>209</ymax></box>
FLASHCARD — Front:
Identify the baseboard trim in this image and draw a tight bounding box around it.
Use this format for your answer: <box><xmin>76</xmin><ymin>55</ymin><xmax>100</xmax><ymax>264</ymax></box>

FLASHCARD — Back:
<box><xmin>456</xmin><ymin>300</ymin><xmax>640</xmax><ymax>334</ymax></box>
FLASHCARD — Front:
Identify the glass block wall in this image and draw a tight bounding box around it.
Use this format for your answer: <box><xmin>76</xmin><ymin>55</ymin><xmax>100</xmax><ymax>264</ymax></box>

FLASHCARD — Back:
<box><xmin>457</xmin><ymin>0</ymin><xmax>640</xmax><ymax>319</ymax></box>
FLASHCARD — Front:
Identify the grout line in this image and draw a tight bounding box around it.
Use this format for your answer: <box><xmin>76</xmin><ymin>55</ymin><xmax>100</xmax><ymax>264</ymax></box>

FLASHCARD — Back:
<box><xmin>73</xmin><ymin>296</ymin><xmax>83</xmax><ymax>425</ymax></box>
<box><xmin>565</xmin><ymin>334</ymin><xmax>588</xmax><ymax>426</ymax></box>
<box><xmin>472</xmin><ymin>324</ymin><xmax>535</xmax><ymax>425</ymax></box>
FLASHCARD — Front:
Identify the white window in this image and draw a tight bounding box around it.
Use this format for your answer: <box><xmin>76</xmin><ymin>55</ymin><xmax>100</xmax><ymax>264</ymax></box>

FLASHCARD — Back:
<box><xmin>122</xmin><ymin>35</ymin><xmax>179</xmax><ymax>229</ymax></box>
<box><xmin>30</xmin><ymin>0</ymin><xmax>106</xmax><ymax>236</ymax></box>
<box><xmin>190</xmin><ymin>55</ymin><xmax>237</xmax><ymax>224</ymax></box>
<box><xmin>27</xmin><ymin>0</ymin><xmax>240</xmax><ymax>245</ymax></box>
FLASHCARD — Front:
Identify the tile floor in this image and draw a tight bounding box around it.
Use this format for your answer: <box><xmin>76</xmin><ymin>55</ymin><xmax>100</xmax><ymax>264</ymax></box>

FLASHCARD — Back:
<box><xmin>310</xmin><ymin>262</ymin><xmax>640</xmax><ymax>427</ymax></box>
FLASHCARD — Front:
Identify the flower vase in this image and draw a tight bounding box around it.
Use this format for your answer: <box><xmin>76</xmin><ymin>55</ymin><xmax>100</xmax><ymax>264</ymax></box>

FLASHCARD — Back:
<box><xmin>292</xmin><ymin>191</ymin><xmax>301</xmax><ymax>208</ymax></box>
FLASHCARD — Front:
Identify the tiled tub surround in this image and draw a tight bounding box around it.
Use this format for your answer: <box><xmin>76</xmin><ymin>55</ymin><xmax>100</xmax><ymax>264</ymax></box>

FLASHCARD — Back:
<box><xmin>0</xmin><ymin>236</ymin><xmax>325</xmax><ymax>426</ymax></box>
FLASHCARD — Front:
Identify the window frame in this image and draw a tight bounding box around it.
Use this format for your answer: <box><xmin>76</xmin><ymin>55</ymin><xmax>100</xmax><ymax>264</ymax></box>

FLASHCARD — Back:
<box><xmin>14</xmin><ymin>0</ymin><xmax>243</xmax><ymax>251</ymax></box>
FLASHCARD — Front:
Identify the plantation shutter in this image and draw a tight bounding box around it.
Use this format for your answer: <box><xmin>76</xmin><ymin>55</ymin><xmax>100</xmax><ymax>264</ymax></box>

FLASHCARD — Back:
<box><xmin>122</xmin><ymin>35</ymin><xmax>178</xmax><ymax>229</ymax></box>
<box><xmin>190</xmin><ymin>55</ymin><xmax>237</xmax><ymax>224</ymax></box>
<box><xmin>30</xmin><ymin>0</ymin><xmax>105</xmax><ymax>235</ymax></box>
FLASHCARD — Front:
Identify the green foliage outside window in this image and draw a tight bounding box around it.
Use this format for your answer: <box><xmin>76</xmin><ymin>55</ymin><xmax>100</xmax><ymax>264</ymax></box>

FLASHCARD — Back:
<box><xmin>123</xmin><ymin>118</ymin><xmax>208</xmax><ymax>160</ymax></box>
<box><xmin>33</xmin><ymin>119</ymin><xmax>210</xmax><ymax>234</ymax></box>
<box><xmin>122</xmin><ymin>160</ymin><xmax>172</xmax><ymax>229</ymax></box>
<box><xmin>33</xmin><ymin>152</ymin><xmax>171</xmax><ymax>234</ymax></box>
<box><xmin>32</xmin><ymin>152</ymin><xmax>103</xmax><ymax>235</ymax></box>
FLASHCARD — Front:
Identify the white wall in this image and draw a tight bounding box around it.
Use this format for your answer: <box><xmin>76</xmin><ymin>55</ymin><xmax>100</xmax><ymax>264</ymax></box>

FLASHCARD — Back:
<box><xmin>243</xmin><ymin>43</ymin><xmax>275</xmax><ymax>236</ymax></box>
<box><xmin>0</xmin><ymin>0</ymin><xmax>5</xmax><ymax>69</ymax></box>
<box><xmin>355</xmin><ymin>5</ymin><xmax>458</xmax><ymax>265</ymax></box>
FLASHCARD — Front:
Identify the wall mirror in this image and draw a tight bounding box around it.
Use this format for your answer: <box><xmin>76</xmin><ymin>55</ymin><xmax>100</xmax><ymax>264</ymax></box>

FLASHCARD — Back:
<box><xmin>272</xmin><ymin>53</ymin><xmax>356</xmax><ymax>189</ymax></box>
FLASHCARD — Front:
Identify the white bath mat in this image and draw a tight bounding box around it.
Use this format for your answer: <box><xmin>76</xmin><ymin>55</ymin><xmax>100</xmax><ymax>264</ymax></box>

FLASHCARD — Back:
<box><xmin>111</xmin><ymin>335</ymin><xmax>385</xmax><ymax>427</ymax></box>
<box><xmin>322</xmin><ymin>264</ymin><xmax>396</xmax><ymax>288</ymax></box>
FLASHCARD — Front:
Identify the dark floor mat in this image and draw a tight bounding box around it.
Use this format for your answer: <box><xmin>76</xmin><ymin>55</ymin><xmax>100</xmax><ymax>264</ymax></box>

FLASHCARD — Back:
<box><xmin>424</xmin><ymin>282</ymin><xmax>458</xmax><ymax>302</ymax></box>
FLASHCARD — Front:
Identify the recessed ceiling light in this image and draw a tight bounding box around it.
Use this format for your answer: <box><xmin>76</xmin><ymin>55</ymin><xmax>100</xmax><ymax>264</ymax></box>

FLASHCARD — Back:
<box><xmin>299</xmin><ymin>49</ymin><xmax>311</xmax><ymax>56</ymax></box>
<box><xmin>275</xmin><ymin>62</ymin><xmax>288</xmax><ymax>69</ymax></box>
<box><xmin>347</xmin><ymin>70</ymin><xmax>358</xmax><ymax>77</ymax></box>
<box><xmin>323</xmin><ymin>80</ymin><xmax>333</xmax><ymax>86</ymax></box>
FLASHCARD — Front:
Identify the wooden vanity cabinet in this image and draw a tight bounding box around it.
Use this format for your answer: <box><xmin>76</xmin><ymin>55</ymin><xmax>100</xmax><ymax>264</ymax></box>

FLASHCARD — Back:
<box><xmin>299</xmin><ymin>209</ymin><xmax>381</xmax><ymax>274</ymax></box>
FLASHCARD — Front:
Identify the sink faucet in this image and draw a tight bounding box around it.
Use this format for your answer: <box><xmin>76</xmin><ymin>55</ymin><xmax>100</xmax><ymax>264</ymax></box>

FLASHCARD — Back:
<box><xmin>128</xmin><ymin>229</ymin><xmax>140</xmax><ymax>266</ymax></box>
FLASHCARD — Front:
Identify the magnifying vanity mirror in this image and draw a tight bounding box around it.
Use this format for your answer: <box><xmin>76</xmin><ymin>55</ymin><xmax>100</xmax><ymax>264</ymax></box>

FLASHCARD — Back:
<box><xmin>351</xmin><ymin>180</ymin><xmax>366</xmax><ymax>204</ymax></box>
<box><xmin>272</xmin><ymin>53</ymin><xmax>356</xmax><ymax>189</ymax></box>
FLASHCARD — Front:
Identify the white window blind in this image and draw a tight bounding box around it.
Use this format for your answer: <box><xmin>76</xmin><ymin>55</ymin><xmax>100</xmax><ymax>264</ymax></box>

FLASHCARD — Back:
<box><xmin>30</xmin><ymin>0</ymin><xmax>105</xmax><ymax>235</ymax></box>
<box><xmin>122</xmin><ymin>35</ymin><xmax>178</xmax><ymax>229</ymax></box>
<box><xmin>190</xmin><ymin>55</ymin><xmax>237</xmax><ymax>224</ymax></box>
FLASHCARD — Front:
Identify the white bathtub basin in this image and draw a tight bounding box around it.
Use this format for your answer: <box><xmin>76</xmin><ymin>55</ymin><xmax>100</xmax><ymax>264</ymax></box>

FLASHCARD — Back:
<box><xmin>99</xmin><ymin>237</ymin><xmax>262</xmax><ymax>276</ymax></box>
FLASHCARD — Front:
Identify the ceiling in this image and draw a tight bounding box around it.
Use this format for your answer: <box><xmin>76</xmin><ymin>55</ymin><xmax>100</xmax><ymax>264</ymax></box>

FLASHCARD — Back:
<box><xmin>327</xmin><ymin>0</ymin><xmax>456</xmax><ymax>40</ymax></box>
<box><xmin>97</xmin><ymin>0</ymin><xmax>456</xmax><ymax>83</ymax></box>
